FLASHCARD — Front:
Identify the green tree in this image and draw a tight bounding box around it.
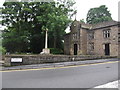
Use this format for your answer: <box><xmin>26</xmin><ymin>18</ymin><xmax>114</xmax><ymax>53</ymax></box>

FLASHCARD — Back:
<box><xmin>86</xmin><ymin>5</ymin><xmax>112</xmax><ymax>24</ymax></box>
<box><xmin>2</xmin><ymin>1</ymin><xmax>76</xmax><ymax>54</ymax></box>
<box><xmin>80</xmin><ymin>19</ymin><xmax>85</xmax><ymax>23</ymax></box>
<box><xmin>0</xmin><ymin>31</ymin><xmax>6</xmax><ymax>54</ymax></box>
<box><xmin>2</xmin><ymin>2</ymin><xmax>32</xmax><ymax>53</ymax></box>
<box><xmin>37</xmin><ymin>1</ymin><xmax>75</xmax><ymax>49</ymax></box>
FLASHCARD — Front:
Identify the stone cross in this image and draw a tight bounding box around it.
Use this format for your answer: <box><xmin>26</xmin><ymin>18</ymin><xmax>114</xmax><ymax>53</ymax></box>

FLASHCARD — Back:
<box><xmin>45</xmin><ymin>29</ymin><xmax>48</xmax><ymax>48</ymax></box>
<box><xmin>41</xmin><ymin>28</ymin><xmax>50</xmax><ymax>54</ymax></box>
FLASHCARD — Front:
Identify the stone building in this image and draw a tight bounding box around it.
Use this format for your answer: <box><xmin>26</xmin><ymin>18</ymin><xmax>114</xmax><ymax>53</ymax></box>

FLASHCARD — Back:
<box><xmin>64</xmin><ymin>20</ymin><xmax>120</xmax><ymax>56</ymax></box>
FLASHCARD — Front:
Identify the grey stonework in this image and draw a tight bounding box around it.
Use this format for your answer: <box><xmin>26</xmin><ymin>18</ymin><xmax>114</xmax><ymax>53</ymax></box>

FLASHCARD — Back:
<box><xmin>4</xmin><ymin>55</ymin><xmax>116</xmax><ymax>66</ymax></box>
<box><xmin>64</xmin><ymin>20</ymin><xmax>120</xmax><ymax>56</ymax></box>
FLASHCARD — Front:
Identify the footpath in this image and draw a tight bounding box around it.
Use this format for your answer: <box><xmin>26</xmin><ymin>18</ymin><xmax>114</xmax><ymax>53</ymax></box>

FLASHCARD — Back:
<box><xmin>94</xmin><ymin>80</ymin><xmax>119</xmax><ymax>88</ymax></box>
<box><xmin>1</xmin><ymin>58</ymin><xmax>119</xmax><ymax>71</ymax></box>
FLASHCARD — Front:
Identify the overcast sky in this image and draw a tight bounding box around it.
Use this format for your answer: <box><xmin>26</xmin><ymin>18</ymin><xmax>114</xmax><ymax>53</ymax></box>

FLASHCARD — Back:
<box><xmin>0</xmin><ymin>0</ymin><xmax>119</xmax><ymax>21</ymax></box>
<box><xmin>74</xmin><ymin>0</ymin><xmax>119</xmax><ymax>22</ymax></box>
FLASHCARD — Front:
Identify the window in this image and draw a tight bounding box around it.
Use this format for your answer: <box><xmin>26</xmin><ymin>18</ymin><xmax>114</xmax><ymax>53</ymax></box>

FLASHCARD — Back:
<box><xmin>103</xmin><ymin>30</ymin><xmax>110</xmax><ymax>38</ymax></box>
<box><xmin>73</xmin><ymin>33</ymin><xmax>77</xmax><ymax>40</ymax></box>
<box><xmin>89</xmin><ymin>43</ymin><xmax>94</xmax><ymax>51</ymax></box>
<box><xmin>88</xmin><ymin>31</ymin><xmax>94</xmax><ymax>40</ymax></box>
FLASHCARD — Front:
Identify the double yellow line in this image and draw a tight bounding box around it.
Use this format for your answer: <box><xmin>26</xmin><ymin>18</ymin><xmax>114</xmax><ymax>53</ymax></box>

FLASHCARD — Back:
<box><xmin>0</xmin><ymin>61</ymin><xmax>119</xmax><ymax>72</ymax></box>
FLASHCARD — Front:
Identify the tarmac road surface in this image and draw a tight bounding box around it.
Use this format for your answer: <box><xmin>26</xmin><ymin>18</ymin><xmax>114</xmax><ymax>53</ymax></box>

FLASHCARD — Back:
<box><xmin>2</xmin><ymin>61</ymin><xmax>119</xmax><ymax>88</ymax></box>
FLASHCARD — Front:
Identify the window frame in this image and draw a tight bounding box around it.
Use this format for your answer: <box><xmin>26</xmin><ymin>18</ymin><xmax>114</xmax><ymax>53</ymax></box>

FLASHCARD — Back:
<box><xmin>73</xmin><ymin>33</ymin><xmax>77</xmax><ymax>40</ymax></box>
<box><xmin>89</xmin><ymin>42</ymin><xmax>94</xmax><ymax>51</ymax></box>
<box><xmin>103</xmin><ymin>29</ymin><xmax>110</xmax><ymax>38</ymax></box>
<box><xmin>88</xmin><ymin>31</ymin><xmax>94</xmax><ymax>40</ymax></box>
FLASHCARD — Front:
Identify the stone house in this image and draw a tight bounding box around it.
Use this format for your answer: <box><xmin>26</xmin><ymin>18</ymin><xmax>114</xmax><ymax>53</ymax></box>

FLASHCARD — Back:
<box><xmin>64</xmin><ymin>20</ymin><xmax>120</xmax><ymax>56</ymax></box>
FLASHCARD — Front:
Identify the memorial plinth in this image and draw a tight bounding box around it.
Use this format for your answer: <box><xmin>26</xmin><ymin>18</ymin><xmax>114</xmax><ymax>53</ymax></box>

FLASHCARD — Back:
<box><xmin>42</xmin><ymin>48</ymin><xmax>50</xmax><ymax>54</ymax></box>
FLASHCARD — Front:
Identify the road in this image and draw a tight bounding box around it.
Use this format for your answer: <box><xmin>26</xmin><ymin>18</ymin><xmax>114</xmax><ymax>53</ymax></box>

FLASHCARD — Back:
<box><xmin>2</xmin><ymin>61</ymin><xmax>119</xmax><ymax>88</ymax></box>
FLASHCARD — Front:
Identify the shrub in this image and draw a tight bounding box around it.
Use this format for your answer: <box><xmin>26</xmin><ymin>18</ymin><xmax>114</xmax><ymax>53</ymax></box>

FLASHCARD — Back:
<box><xmin>0</xmin><ymin>46</ymin><xmax>6</xmax><ymax>55</ymax></box>
<box><xmin>49</xmin><ymin>48</ymin><xmax>63</xmax><ymax>54</ymax></box>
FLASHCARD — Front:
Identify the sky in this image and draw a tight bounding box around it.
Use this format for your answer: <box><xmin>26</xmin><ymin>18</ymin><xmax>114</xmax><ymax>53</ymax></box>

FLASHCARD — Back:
<box><xmin>0</xmin><ymin>0</ymin><xmax>119</xmax><ymax>21</ymax></box>
<box><xmin>74</xmin><ymin>0</ymin><xmax>119</xmax><ymax>21</ymax></box>
<box><xmin>0</xmin><ymin>0</ymin><xmax>119</xmax><ymax>30</ymax></box>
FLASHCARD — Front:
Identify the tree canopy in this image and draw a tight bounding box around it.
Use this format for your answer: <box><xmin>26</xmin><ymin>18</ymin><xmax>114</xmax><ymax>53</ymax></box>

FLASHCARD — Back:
<box><xmin>86</xmin><ymin>5</ymin><xmax>112</xmax><ymax>24</ymax></box>
<box><xmin>80</xmin><ymin>19</ymin><xmax>85</xmax><ymax>23</ymax></box>
<box><xmin>2</xmin><ymin>0</ymin><xmax>76</xmax><ymax>54</ymax></box>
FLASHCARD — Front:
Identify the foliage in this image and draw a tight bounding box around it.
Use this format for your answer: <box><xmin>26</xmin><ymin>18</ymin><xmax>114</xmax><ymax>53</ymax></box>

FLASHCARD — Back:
<box><xmin>86</xmin><ymin>5</ymin><xmax>112</xmax><ymax>24</ymax></box>
<box><xmin>80</xmin><ymin>19</ymin><xmax>85</xmax><ymax>23</ymax></box>
<box><xmin>2</xmin><ymin>1</ymin><xmax>76</xmax><ymax>54</ymax></box>
<box><xmin>49</xmin><ymin>48</ymin><xmax>63</xmax><ymax>54</ymax></box>
<box><xmin>0</xmin><ymin>33</ymin><xmax>6</xmax><ymax>54</ymax></box>
<box><xmin>0</xmin><ymin>46</ymin><xmax>6</xmax><ymax>54</ymax></box>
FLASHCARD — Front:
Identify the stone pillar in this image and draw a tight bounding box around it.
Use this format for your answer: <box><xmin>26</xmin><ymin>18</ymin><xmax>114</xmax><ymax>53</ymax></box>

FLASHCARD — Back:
<box><xmin>45</xmin><ymin>30</ymin><xmax>48</xmax><ymax>48</ymax></box>
<box><xmin>4</xmin><ymin>57</ymin><xmax>11</xmax><ymax>66</ymax></box>
<box><xmin>42</xmin><ymin>29</ymin><xmax>50</xmax><ymax>54</ymax></box>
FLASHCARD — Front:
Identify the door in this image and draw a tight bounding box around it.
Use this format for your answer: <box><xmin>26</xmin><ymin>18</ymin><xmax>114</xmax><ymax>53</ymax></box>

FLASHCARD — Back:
<box><xmin>105</xmin><ymin>44</ymin><xmax>110</xmax><ymax>55</ymax></box>
<box><xmin>74</xmin><ymin>44</ymin><xmax>77</xmax><ymax>55</ymax></box>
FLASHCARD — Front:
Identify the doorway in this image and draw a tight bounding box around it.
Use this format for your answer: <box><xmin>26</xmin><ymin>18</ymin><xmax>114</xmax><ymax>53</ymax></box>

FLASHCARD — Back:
<box><xmin>74</xmin><ymin>44</ymin><xmax>77</xmax><ymax>55</ymax></box>
<box><xmin>105</xmin><ymin>44</ymin><xmax>110</xmax><ymax>55</ymax></box>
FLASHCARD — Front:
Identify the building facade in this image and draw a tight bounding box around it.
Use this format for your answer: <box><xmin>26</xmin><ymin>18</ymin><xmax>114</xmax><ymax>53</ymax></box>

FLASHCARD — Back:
<box><xmin>64</xmin><ymin>20</ymin><xmax>120</xmax><ymax>56</ymax></box>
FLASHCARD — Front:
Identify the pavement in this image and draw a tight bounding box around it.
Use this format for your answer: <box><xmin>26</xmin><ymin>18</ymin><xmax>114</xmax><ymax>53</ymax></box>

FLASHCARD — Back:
<box><xmin>1</xmin><ymin>58</ymin><xmax>119</xmax><ymax>71</ymax></box>
<box><xmin>94</xmin><ymin>80</ymin><xmax>119</xmax><ymax>88</ymax></box>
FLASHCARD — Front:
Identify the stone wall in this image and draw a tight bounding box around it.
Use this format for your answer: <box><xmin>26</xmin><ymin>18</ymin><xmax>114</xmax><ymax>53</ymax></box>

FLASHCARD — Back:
<box><xmin>64</xmin><ymin>34</ymin><xmax>70</xmax><ymax>55</ymax></box>
<box><xmin>90</xmin><ymin>26</ymin><xmax>119</xmax><ymax>56</ymax></box>
<box><xmin>81</xmin><ymin>28</ymin><xmax>87</xmax><ymax>54</ymax></box>
<box><xmin>118</xmin><ymin>27</ymin><xmax>120</xmax><ymax>57</ymax></box>
<box><xmin>4</xmin><ymin>54</ymin><xmax>117</xmax><ymax>66</ymax></box>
